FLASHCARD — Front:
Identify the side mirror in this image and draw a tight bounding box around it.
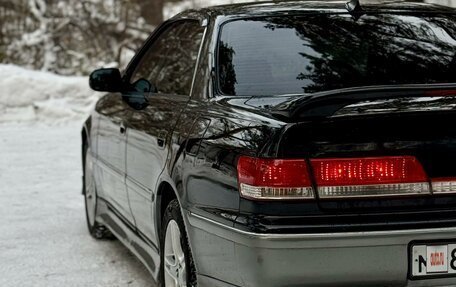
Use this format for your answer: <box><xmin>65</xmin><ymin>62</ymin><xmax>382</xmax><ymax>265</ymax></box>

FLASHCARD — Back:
<box><xmin>89</xmin><ymin>68</ymin><xmax>122</xmax><ymax>92</ymax></box>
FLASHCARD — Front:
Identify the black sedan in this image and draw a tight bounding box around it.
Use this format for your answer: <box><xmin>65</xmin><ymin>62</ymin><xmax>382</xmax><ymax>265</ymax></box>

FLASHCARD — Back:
<box><xmin>83</xmin><ymin>1</ymin><xmax>456</xmax><ymax>286</ymax></box>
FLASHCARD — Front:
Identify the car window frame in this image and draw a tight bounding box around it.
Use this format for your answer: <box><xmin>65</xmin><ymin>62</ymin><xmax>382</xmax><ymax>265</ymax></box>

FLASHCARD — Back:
<box><xmin>123</xmin><ymin>18</ymin><xmax>207</xmax><ymax>97</ymax></box>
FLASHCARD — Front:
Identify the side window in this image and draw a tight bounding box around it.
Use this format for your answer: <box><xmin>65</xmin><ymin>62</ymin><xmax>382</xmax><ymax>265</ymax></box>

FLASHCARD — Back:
<box><xmin>131</xmin><ymin>20</ymin><xmax>205</xmax><ymax>96</ymax></box>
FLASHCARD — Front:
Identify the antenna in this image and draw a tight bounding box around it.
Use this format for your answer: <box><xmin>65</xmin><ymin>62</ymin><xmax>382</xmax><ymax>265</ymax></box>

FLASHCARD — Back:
<box><xmin>345</xmin><ymin>0</ymin><xmax>364</xmax><ymax>20</ymax></box>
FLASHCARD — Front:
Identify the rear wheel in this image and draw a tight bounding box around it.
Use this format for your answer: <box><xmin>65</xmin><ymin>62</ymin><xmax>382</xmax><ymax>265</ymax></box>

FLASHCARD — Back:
<box><xmin>84</xmin><ymin>145</ymin><xmax>112</xmax><ymax>239</ymax></box>
<box><xmin>160</xmin><ymin>199</ymin><xmax>197</xmax><ymax>287</ymax></box>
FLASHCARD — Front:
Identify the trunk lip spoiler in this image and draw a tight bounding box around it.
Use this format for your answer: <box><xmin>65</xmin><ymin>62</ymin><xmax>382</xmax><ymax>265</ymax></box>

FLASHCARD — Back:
<box><xmin>270</xmin><ymin>83</ymin><xmax>456</xmax><ymax>121</ymax></box>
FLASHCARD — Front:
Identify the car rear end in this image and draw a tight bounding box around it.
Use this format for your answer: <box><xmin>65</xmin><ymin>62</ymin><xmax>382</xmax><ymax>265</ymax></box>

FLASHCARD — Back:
<box><xmin>232</xmin><ymin>92</ymin><xmax>456</xmax><ymax>286</ymax></box>
<box><xmin>189</xmin><ymin>97</ymin><xmax>456</xmax><ymax>287</ymax></box>
<box><xmin>188</xmin><ymin>3</ymin><xmax>456</xmax><ymax>287</ymax></box>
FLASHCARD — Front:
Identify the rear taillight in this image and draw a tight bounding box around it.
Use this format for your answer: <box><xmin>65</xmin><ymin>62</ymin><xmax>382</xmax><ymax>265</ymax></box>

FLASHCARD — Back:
<box><xmin>431</xmin><ymin>178</ymin><xmax>456</xmax><ymax>194</ymax></box>
<box><xmin>237</xmin><ymin>156</ymin><xmax>314</xmax><ymax>200</ymax></box>
<box><xmin>237</xmin><ymin>155</ymin><xmax>433</xmax><ymax>200</ymax></box>
<box><xmin>311</xmin><ymin>156</ymin><xmax>430</xmax><ymax>198</ymax></box>
<box><xmin>424</xmin><ymin>89</ymin><xmax>456</xmax><ymax>97</ymax></box>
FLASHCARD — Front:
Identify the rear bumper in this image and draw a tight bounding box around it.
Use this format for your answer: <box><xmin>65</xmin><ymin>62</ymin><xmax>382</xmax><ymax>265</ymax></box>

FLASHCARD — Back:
<box><xmin>186</xmin><ymin>211</ymin><xmax>456</xmax><ymax>287</ymax></box>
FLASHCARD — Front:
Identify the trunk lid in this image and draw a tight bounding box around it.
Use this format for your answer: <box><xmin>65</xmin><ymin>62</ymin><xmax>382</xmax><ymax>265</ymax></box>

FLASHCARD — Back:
<box><xmin>275</xmin><ymin>86</ymin><xmax>456</xmax><ymax>211</ymax></box>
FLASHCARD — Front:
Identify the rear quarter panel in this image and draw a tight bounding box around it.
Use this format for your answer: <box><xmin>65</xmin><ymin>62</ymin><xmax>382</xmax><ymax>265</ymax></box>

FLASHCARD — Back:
<box><xmin>172</xmin><ymin>97</ymin><xmax>283</xmax><ymax>226</ymax></box>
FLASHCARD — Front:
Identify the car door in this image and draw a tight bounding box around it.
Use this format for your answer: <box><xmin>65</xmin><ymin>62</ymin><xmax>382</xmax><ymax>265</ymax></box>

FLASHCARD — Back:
<box><xmin>94</xmin><ymin>94</ymin><xmax>135</xmax><ymax>224</ymax></box>
<box><xmin>122</xmin><ymin>19</ymin><xmax>206</xmax><ymax>245</ymax></box>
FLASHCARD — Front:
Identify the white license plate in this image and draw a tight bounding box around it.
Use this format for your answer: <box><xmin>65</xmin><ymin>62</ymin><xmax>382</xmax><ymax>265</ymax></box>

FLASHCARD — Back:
<box><xmin>411</xmin><ymin>243</ymin><xmax>456</xmax><ymax>278</ymax></box>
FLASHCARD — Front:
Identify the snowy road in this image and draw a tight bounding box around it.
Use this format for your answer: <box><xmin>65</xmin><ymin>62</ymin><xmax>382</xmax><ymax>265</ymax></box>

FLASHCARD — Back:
<box><xmin>0</xmin><ymin>123</ymin><xmax>155</xmax><ymax>287</ymax></box>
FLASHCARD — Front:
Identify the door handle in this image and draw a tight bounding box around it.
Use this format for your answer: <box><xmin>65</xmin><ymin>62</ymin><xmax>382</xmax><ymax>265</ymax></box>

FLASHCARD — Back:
<box><xmin>120</xmin><ymin>122</ymin><xmax>126</xmax><ymax>134</ymax></box>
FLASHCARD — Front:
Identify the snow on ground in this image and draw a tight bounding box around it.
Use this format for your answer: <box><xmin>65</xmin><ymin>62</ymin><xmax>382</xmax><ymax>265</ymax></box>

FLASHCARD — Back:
<box><xmin>0</xmin><ymin>64</ymin><xmax>98</xmax><ymax>124</ymax></box>
<box><xmin>0</xmin><ymin>65</ymin><xmax>154</xmax><ymax>286</ymax></box>
<box><xmin>0</xmin><ymin>123</ymin><xmax>155</xmax><ymax>287</ymax></box>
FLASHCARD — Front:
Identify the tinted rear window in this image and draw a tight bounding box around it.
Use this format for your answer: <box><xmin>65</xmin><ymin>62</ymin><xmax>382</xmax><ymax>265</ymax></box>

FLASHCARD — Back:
<box><xmin>217</xmin><ymin>13</ymin><xmax>456</xmax><ymax>96</ymax></box>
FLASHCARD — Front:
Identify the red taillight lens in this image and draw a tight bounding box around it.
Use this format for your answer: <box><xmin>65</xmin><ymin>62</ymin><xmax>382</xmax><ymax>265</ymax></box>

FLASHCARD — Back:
<box><xmin>311</xmin><ymin>156</ymin><xmax>427</xmax><ymax>186</ymax></box>
<box><xmin>237</xmin><ymin>155</ymin><xmax>432</xmax><ymax>200</ymax></box>
<box><xmin>237</xmin><ymin>156</ymin><xmax>313</xmax><ymax>200</ymax></box>
<box><xmin>311</xmin><ymin>156</ymin><xmax>430</xmax><ymax>198</ymax></box>
<box><xmin>424</xmin><ymin>89</ymin><xmax>456</xmax><ymax>97</ymax></box>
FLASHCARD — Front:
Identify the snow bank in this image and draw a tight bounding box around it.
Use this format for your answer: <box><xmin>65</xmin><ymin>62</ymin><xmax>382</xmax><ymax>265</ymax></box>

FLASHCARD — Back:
<box><xmin>0</xmin><ymin>64</ymin><xmax>98</xmax><ymax>124</ymax></box>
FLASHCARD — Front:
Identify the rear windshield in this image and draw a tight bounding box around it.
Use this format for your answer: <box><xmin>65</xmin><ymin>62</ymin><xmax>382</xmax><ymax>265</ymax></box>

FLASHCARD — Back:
<box><xmin>217</xmin><ymin>13</ymin><xmax>456</xmax><ymax>96</ymax></box>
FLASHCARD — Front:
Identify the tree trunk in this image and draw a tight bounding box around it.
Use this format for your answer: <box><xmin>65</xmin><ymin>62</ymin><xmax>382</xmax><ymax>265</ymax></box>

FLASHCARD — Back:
<box><xmin>135</xmin><ymin>0</ymin><xmax>164</xmax><ymax>26</ymax></box>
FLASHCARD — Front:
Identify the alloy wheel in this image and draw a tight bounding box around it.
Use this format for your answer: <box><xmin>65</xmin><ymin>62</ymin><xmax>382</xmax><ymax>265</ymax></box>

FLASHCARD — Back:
<box><xmin>164</xmin><ymin>219</ymin><xmax>187</xmax><ymax>287</ymax></box>
<box><xmin>84</xmin><ymin>148</ymin><xmax>96</xmax><ymax>227</ymax></box>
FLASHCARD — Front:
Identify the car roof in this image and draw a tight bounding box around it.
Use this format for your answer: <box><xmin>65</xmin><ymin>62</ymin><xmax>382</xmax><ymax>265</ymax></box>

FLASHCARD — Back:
<box><xmin>174</xmin><ymin>0</ymin><xmax>456</xmax><ymax>21</ymax></box>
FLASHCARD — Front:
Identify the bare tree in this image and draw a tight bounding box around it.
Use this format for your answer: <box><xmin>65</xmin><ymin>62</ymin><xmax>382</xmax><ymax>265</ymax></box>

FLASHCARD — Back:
<box><xmin>0</xmin><ymin>0</ymin><xmax>157</xmax><ymax>74</ymax></box>
<box><xmin>134</xmin><ymin>0</ymin><xmax>165</xmax><ymax>26</ymax></box>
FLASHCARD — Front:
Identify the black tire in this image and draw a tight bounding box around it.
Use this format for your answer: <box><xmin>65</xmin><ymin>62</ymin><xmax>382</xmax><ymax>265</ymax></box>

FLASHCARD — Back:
<box><xmin>83</xmin><ymin>143</ymin><xmax>113</xmax><ymax>240</ymax></box>
<box><xmin>159</xmin><ymin>199</ymin><xmax>197</xmax><ymax>287</ymax></box>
